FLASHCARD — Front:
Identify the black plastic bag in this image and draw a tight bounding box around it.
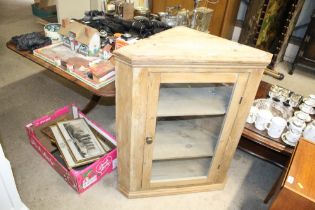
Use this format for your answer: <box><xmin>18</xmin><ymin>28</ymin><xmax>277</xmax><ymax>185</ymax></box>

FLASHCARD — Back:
<box><xmin>11</xmin><ymin>32</ymin><xmax>52</xmax><ymax>51</ymax></box>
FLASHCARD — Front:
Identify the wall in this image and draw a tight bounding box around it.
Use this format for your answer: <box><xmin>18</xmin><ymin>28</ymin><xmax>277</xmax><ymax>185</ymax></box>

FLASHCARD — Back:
<box><xmin>56</xmin><ymin>0</ymin><xmax>91</xmax><ymax>21</ymax></box>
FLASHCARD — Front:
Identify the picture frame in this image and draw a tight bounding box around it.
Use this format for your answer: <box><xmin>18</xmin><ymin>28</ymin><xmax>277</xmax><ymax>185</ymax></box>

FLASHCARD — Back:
<box><xmin>56</xmin><ymin>119</ymin><xmax>106</xmax><ymax>163</ymax></box>
<box><xmin>50</xmin><ymin>125</ymin><xmax>77</xmax><ymax>168</ymax></box>
<box><xmin>41</xmin><ymin>126</ymin><xmax>57</xmax><ymax>145</ymax></box>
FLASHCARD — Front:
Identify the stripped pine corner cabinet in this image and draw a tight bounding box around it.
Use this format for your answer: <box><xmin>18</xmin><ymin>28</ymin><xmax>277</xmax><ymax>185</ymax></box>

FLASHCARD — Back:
<box><xmin>114</xmin><ymin>27</ymin><xmax>272</xmax><ymax>198</ymax></box>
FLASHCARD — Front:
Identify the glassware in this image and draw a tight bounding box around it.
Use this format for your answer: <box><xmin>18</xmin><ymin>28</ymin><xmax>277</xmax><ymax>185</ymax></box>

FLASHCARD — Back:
<box><xmin>289</xmin><ymin>93</ymin><xmax>303</xmax><ymax>107</ymax></box>
<box><xmin>190</xmin><ymin>7</ymin><xmax>213</xmax><ymax>32</ymax></box>
<box><xmin>134</xmin><ymin>7</ymin><xmax>150</xmax><ymax>18</ymax></box>
<box><xmin>176</xmin><ymin>9</ymin><xmax>189</xmax><ymax>26</ymax></box>
<box><xmin>164</xmin><ymin>15</ymin><xmax>178</xmax><ymax>27</ymax></box>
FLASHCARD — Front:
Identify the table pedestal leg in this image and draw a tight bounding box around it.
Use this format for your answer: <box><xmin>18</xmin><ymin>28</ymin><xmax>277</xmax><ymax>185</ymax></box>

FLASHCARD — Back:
<box><xmin>82</xmin><ymin>95</ymin><xmax>101</xmax><ymax>114</ymax></box>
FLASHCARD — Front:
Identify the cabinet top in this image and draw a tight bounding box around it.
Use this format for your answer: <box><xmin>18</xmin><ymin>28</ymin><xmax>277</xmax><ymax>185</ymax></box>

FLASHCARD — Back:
<box><xmin>114</xmin><ymin>27</ymin><xmax>272</xmax><ymax>67</ymax></box>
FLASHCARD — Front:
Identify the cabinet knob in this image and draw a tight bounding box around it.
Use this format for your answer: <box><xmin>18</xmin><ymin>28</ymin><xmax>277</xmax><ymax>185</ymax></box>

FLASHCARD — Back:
<box><xmin>146</xmin><ymin>137</ymin><xmax>153</xmax><ymax>144</ymax></box>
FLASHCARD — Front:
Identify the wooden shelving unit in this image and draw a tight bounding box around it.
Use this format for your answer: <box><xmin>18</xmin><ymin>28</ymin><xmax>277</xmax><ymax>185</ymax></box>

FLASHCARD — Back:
<box><xmin>115</xmin><ymin>27</ymin><xmax>272</xmax><ymax>198</ymax></box>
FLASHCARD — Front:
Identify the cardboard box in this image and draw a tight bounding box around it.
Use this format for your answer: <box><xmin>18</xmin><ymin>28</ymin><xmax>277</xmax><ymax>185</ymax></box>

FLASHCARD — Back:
<box><xmin>25</xmin><ymin>105</ymin><xmax>117</xmax><ymax>193</ymax></box>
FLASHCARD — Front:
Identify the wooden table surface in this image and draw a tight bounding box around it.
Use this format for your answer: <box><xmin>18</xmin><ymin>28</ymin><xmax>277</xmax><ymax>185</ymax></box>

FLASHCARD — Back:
<box><xmin>6</xmin><ymin>41</ymin><xmax>115</xmax><ymax>97</ymax></box>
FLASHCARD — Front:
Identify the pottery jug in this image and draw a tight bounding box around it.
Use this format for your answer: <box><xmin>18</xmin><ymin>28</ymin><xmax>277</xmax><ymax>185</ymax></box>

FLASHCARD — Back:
<box><xmin>303</xmin><ymin>120</ymin><xmax>315</xmax><ymax>142</ymax></box>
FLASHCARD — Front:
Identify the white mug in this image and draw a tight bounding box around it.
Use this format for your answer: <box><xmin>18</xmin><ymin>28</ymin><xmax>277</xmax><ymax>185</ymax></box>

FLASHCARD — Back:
<box><xmin>265</xmin><ymin>117</ymin><xmax>287</xmax><ymax>138</ymax></box>
<box><xmin>246</xmin><ymin>106</ymin><xmax>258</xmax><ymax>124</ymax></box>
<box><xmin>288</xmin><ymin>118</ymin><xmax>306</xmax><ymax>133</ymax></box>
<box><xmin>285</xmin><ymin>129</ymin><xmax>302</xmax><ymax>143</ymax></box>
<box><xmin>255</xmin><ymin>110</ymin><xmax>273</xmax><ymax>131</ymax></box>
<box><xmin>303</xmin><ymin>120</ymin><xmax>315</xmax><ymax>142</ymax></box>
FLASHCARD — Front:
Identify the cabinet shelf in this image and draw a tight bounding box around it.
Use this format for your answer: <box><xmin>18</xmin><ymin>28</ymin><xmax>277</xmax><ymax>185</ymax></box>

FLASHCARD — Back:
<box><xmin>157</xmin><ymin>86</ymin><xmax>231</xmax><ymax>117</ymax></box>
<box><xmin>151</xmin><ymin>158</ymin><xmax>211</xmax><ymax>181</ymax></box>
<box><xmin>153</xmin><ymin>117</ymin><xmax>223</xmax><ymax>160</ymax></box>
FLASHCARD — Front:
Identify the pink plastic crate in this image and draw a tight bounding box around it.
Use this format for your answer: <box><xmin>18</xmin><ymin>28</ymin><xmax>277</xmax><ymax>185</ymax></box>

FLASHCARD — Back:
<box><xmin>25</xmin><ymin>104</ymin><xmax>117</xmax><ymax>193</ymax></box>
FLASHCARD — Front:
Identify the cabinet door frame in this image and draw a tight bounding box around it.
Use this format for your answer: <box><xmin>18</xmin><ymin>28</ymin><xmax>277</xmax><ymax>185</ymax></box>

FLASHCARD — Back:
<box><xmin>141</xmin><ymin>71</ymin><xmax>249</xmax><ymax>189</ymax></box>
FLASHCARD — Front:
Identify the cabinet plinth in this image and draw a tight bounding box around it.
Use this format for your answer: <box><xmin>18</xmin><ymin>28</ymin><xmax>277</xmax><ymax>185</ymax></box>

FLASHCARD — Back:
<box><xmin>114</xmin><ymin>27</ymin><xmax>272</xmax><ymax>198</ymax></box>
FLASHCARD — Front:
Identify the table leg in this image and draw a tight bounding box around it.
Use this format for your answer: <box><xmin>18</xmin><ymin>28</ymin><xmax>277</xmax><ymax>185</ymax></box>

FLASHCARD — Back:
<box><xmin>264</xmin><ymin>167</ymin><xmax>287</xmax><ymax>203</ymax></box>
<box><xmin>82</xmin><ymin>95</ymin><xmax>102</xmax><ymax>114</ymax></box>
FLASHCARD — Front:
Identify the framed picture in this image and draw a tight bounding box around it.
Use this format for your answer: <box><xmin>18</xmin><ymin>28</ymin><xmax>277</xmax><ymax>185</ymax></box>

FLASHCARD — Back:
<box><xmin>56</xmin><ymin>119</ymin><xmax>106</xmax><ymax>163</ymax></box>
<box><xmin>50</xmin><ymin>125</ymin><xmax>77</xmax><ymax>168</ymax></box>
<box><xmin>41</xmin><ymin>126</ymin><xmax>57</xmax><ymax>145</ymax></box>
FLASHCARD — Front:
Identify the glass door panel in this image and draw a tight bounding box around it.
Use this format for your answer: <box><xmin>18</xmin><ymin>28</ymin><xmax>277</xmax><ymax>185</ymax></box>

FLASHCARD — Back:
<box><xmin>157</xmin><ymin>83</ymin><xmax>232</xmax><ymax>117</ymax></box>
<box><xmin>150</xmin><ymin>83</ymin><xmax>234</xmax><ymax>183</ymax></box>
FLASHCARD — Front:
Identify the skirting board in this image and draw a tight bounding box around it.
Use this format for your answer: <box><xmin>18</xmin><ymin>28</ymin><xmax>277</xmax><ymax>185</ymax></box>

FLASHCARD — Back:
<box><xmin>118</xmin><ymin>179</ymin><xmax>227</xmax><ymax>198</ymax></box>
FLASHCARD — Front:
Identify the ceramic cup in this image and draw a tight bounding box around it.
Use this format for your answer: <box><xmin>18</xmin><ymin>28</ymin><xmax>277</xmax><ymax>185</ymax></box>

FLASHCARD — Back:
<box><xmin>309</xmin><ymin>94</ymin><xmax>315</xmax><ymax>101</ymax></box>
<box><xmin>265</xmin><ymin>117</ymin><xmax>287</xmax><ymax>138</ymax></box>
<box><xmin>255</xmin><ymin>109</ymin><xmax>273</xmax><ymax>131</ymax></box>
<box><xmin>303</xmin><ymin>120</ymin><xmax>315</xmax><ymax>142</ymax></box>
<box><xmin>288</xmin><ymin>118</ymin><xmax>306</xmax><ymax>133</ymax></box>
<box><xmin>304</xmin><ymin>97</ymin><xmax>315</xmax><ymax>107</ymax></box>
<box><xmin>299</xmin><ymin>102</ymin><xmax>314</xmax><ymax>114</ymax></box>
<box><xmin>246</xmin><ymin>106</ymin><xmax>258</xmax><ymax>124</ymax></box>
<box><xmin>284</xmin><ymin>129</ymin><xmax>302</xmax><ymax>143</ymax></box>
<box><xmin>294</xmin><ymin>111</ymin><xmax>311</xmax><ymax>122</ymax></box>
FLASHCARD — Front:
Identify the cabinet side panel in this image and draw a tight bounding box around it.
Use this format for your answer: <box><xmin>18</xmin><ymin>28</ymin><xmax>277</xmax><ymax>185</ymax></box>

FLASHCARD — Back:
<box><xmin>116</xmin><ymin>62</ymin><xmax>150</xmax><ymax>192</ymax></box>
<box><xmin>216</xmin><ymin>69</ymin><xmax>264</xmax><ymax>183</ymax></box>
<box><xmin>116</xmin><ymin>61</ymin><xmax>133</xmax><ymax>191</ymax></box>
<box><xmin>129</xmin><ymin>68</ymin><xmax>149</xmax><ymax>191</ymax></box>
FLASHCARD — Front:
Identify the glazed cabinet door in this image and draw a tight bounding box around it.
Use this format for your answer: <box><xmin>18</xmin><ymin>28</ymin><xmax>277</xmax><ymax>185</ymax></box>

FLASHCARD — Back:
<box><xmin>141</xmin><ymin>72</ymin><xmax>249</xmax><ymax>189</ymax></box>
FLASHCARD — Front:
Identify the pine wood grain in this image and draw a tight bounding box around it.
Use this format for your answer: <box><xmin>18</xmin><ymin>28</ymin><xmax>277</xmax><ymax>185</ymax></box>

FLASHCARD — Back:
<box><xmin>114</xmin><ymin>27</ymin><xmax>273</xmax><ymax>66</ymax></box>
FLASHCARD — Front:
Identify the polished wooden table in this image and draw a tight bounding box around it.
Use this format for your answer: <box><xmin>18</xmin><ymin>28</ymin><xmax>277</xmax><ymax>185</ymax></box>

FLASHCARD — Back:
<box><xmin>270</xmin><ymin>139</ymin><xmax>315</xmax><ymax>210</ymax></box>
<box><xmin>239</xmin><ymin>81</ymin><xmax>294</xmax><ymax>168</ymax></box>
<box><xmin>6</xmin><ymin>41</ymin><xmax>115</xmax><ymax>114</ymax></box>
